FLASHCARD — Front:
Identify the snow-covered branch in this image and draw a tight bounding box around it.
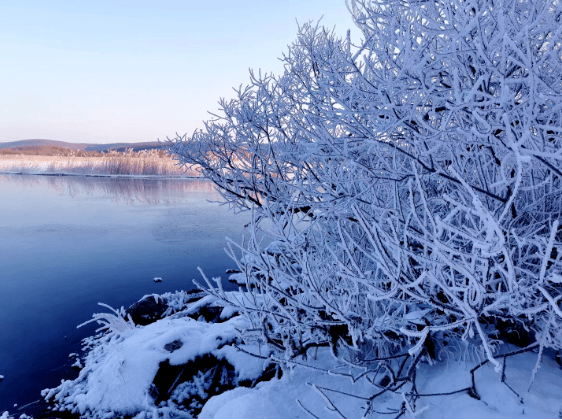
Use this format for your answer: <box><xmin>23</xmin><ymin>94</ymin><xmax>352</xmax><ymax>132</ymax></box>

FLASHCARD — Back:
<box><xmin>170</xmin><ymin>0</ymin><xmax>562</xmax><ymax>378</ymax></box>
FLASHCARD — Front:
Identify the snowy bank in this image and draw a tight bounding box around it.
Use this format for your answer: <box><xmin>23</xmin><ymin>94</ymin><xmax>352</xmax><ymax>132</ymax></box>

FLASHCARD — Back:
<box><xmin>200</xmin><ymin>346</ymin><xmax>562</xmax><ymax>419</ymax></box>
<box><xmin>39</xmin><ymin>288</ymin><xmax>562</xmax><ymax>419</ymax></box>
<box><xmin>41</xmin><ymin>292</ymin><xmax>271</xmax><ymax>419</ymax></box>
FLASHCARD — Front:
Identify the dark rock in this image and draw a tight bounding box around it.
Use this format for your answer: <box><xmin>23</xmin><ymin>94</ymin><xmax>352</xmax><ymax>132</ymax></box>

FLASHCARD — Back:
<box><xmin>125</xmin><ymin>290</ymin><xmax>222</xmax><ymax>327</ymax></box>
<box><xmin>495</xmin><ymin>318</ymin><xmax>536</xmax><ymax>348</ymax></box>
<box><xmin>185</xmin><ymin>289</ymin><xmax>207</xmax><ymax>304</ymax></box>
<box><xmin>153</xmin><ymin>277</ymin><xmax>163</xmax><ymax>283</ymax></box>
<box><xmin>149</xmin><ymin>329</ymin><xmax>280</xmax><ymax>418</ymax></box>
<box><xmin>164</xmin><ymin>340</ymin><xmax>184</xmax><ymax>353</ymax></box>
<box><xmin>126</xmin><ymin>296</ymin><xmax>168</xmax><ymax>326</ymax></box>
<box><xmin>238</xmin><ymin>362</ymin><xmax>281</xmax><ymax>388</ymax></box>
<box><xmin>503</xmin><ymin>328</ymin><xmax>535</xmax><ymax>348</ymax></box>
<box><xmin>151</xmin><ymin>355</ymin><xmax>237</xmax><ymax>418</ymax></box>
<box><xmin>191</xmin><ymin>306</ymin><xmax>222</xmax><ymax>323</ymax></box>
<box><xmin>225</xmin><ymin>269</ymin><xmax>241</xmax><ymax>274</ymax></box>
<box><xmin>378</xmin><ymin>375</ymin><xmax>391</xmax><ymax>387</ymax></box>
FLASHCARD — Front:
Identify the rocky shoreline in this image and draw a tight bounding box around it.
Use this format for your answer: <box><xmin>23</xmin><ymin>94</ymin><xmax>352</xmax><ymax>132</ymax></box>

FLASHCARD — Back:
<box><xmin>122</xmin><ymin>290</ymin><xmax>278</xmax><ymax>418</ymax></box>
<box><xmin>5</xmin><ymin>284</ymin><xmax>562</xmax><ymax>419</ymax></box>
<box><xmin>30</xmin><ymin>288</ymin><xmax>275</xmax><ymax>419</ymax></box>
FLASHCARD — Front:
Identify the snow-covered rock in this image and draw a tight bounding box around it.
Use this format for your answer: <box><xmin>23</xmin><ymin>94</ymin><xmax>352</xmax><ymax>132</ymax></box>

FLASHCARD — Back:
<box><xmin>42</xmin><ymin>295</ymin><xmax>269</xmax><ymax>418</ymax></box>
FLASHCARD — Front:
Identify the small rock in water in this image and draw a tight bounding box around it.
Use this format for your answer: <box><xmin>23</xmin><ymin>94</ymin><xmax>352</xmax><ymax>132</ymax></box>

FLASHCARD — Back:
<box><xmin>71</xmin><ymin>359</ymin><xmax>83</xmax><ymax>370</ymax></box>
<box><xmin>153</xmin><ymin>277</ymin><xmax>163</xmax><ymax>283</ymax></box>
<box><xmin>0</xmin><ymin>375</ymin><xmax>4</xmax><ymax>382</ymax></box>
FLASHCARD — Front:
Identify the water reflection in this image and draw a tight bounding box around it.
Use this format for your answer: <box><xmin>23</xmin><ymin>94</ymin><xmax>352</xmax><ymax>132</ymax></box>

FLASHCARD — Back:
<box><xmin>0</xmin><ymin>174</ymin><xmax>216</xmax><ymax>206</ymax></box>
<box><xmin>0</xmin><ymin>173</ymin><xmax>249</xmax><ymax>415</ymax></box>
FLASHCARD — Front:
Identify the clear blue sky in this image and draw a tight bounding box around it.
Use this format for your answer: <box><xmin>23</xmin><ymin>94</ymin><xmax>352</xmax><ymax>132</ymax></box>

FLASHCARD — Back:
<box><xmin>0</xmin><ymin>0</ymin><xmax>358</xmax><ymax>144</ymax></box>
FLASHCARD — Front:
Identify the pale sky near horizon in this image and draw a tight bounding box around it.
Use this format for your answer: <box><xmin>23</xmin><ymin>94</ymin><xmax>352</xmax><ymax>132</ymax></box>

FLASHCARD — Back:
<box><xmin>0</xmin><ymin>1</ymin><xmax>358</xmax><ymax>145</ymax></box>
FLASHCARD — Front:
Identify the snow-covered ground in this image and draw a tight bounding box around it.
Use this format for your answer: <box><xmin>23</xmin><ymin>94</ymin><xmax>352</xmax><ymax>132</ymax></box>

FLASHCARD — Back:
<box><xmin>200</xmin><ymin>347</ymin><xmax>562</xmax><ymax>419</ymax></box>
<box><xmin>15</xmin><ymin>291</ymin><xmax>559</xmax><ymax>419</ymax></box>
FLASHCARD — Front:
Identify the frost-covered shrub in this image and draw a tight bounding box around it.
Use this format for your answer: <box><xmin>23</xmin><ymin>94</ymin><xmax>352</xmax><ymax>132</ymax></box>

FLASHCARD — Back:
<box><xmin>170</xmin><ymin>0</ymin><xmax>562</xmax><ymax>373</ymax></box>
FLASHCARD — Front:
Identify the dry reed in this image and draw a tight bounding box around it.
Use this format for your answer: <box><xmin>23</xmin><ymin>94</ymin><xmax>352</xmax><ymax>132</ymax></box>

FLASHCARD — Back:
<box><xmin>0</xmin><ymin>149</ymin><xmax>200</xmax><ymax>177</ymax></box>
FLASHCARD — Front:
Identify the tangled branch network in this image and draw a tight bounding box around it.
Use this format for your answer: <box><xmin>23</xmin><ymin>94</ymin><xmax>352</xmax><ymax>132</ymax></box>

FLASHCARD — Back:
<box><xmin>169</xmin><ymin>0</ymin><xmax>562</xmax><ymax>415</ymax></box>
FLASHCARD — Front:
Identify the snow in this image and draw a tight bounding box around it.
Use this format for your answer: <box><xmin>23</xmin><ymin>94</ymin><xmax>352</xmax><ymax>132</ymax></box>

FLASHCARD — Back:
<box><xmin>0</xmin><ymin>412</ymin><xmax>31</xmax><ymax>420</ymax></box>
<box><xmin>40</xmin><ymin>295</ymin><xmax>562</xmax><ymax>419</ymax></box>
<box><xmin>34</xmin><ymin>288</ymin><xmax>562</xmax><ymax>419</ymax></box>
<box><xmin>199</xmin><ymin>347</ymin><xmax>562</xmax><ymax>419</ymax></box>
<box><xmin>71</xmin><ymin>358</ymin><xmax>84</xmax><ymax>369</ymax></box>
<box><xmin>213</xmin><ymin>345</ymin><xmax>270</xmax><ymax>382</ymax></box>
<box><xmin>227</xmin><ymin>272</ymin><xmax>247</xmax><ymax>286</ymax></box>
<box><xmin>198</xmin><ymin>387</ymin><xmax>255</xmax><ymax>419</ymax></box>
<box><xmin>414</xmin><ymin>350</ymin><xmax>562</xmax><ymax>418</ymax></box>
<box><xmin>41</xmin><ymin>312</ymin><xmax>263</xmax><ymax>418</ymax></box>
<box><xmin>219</xmin><ymin>305</ymin><xmax>239</xmax><ymax>320</ymax></box>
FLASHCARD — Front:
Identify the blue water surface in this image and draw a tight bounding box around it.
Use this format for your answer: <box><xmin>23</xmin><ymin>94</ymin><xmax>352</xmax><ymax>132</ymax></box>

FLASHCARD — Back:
<box><xmin>0</xmin><ymin>174</ymin><xmax>249</xmax><ymax>415</ymax></box>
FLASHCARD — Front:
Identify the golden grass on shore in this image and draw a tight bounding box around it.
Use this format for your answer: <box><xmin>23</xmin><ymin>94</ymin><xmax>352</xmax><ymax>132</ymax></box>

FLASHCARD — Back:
<box><xmin>0</xmin><ymin>150</ymin><xmax>200</xmax><ymax>177</ymax></box>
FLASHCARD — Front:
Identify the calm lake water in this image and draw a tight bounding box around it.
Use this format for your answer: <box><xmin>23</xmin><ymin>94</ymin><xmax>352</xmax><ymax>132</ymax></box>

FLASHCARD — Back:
<box><xmin>0</xmin><ymin>174</ymin><xmax>249</xmax><ymax>415</ymax></box>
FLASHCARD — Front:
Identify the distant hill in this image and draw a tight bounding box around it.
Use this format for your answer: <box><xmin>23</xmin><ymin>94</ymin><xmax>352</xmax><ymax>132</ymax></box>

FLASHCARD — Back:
<box><xmin>0</xmin><ymin>139</ymin><xmax>92</xmax><ymax>150</ymax></box>
<box><xmin>0</xmin><ymin>145</ymin><xmax>101</xmax><ymax>157</ymax></box>
<box><xmin>0</xmin><ymin>139</ymin><xmax>164</xmax><ymax>153</ymax></box>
